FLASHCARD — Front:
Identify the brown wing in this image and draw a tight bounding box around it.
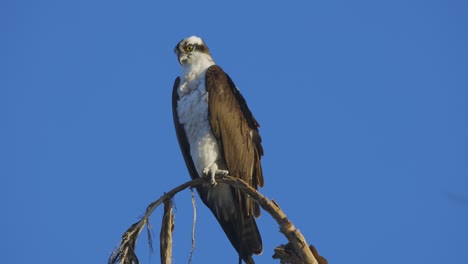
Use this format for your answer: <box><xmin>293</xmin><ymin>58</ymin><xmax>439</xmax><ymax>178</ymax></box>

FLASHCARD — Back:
<box><xmin>205</xmin><ymin>65</ymin><xmax>264</xmax><ymax>217</ymax></box>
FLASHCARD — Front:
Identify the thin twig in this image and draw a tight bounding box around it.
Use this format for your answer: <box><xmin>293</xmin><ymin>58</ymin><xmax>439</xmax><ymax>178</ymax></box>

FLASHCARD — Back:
<box><xmin>189</xmin><ymin>189</ymin><xmax>196</xmax><ymax>264</ymax></box>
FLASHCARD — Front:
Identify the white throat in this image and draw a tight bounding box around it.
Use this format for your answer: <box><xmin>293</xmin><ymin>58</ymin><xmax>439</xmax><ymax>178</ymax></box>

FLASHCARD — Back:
<box><xmin>179</xmin><ymin>52</ymin><xmax>215</xmax><ymax>95</ymax></box>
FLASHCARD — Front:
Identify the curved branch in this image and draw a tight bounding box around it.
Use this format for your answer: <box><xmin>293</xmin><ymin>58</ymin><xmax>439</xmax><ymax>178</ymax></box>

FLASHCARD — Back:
<box><xmin>109</xmin><ymin>176</ymin><xmax>321</xmax><ymax>264</ymax></box>
<box><xmin>216</xmin><ymin>176</ymin><xmax>319</xmax><ymax>264</ymax></box>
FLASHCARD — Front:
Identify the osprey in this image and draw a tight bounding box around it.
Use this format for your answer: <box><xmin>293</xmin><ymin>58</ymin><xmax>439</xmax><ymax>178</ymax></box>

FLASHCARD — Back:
<box><xmin>172</xmin><ymin>36</ymin><xmax>264</xmax><ymax>263</ymax></box>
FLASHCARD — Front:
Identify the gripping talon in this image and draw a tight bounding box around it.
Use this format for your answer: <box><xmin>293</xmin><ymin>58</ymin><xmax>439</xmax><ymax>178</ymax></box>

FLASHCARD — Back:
<box><xmin>202</xmin><ymin>164</ymin><xmax>229</xmax><ymax>186</ymax></box>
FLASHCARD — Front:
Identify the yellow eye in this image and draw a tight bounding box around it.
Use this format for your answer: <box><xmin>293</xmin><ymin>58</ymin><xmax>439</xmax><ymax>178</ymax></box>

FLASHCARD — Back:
<box><xmin>185</xmin><ymin>44</ymin><xmax>194</xmax><ymax>52</ymax></box>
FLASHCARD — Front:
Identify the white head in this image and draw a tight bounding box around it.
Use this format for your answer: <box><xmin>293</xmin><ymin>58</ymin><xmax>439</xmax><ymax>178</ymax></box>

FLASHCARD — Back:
<box><xmin>174</xmin><ymin>36</ymin><xmax>214</xmax><ymax>67</ymax></box>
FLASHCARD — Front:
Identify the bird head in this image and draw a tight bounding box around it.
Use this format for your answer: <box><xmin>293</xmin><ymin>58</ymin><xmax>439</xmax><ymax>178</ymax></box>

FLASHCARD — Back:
<box><xmin>174</xmin><ymin>36</ymin><xmax>213</xmax><ymax>66</ymax></box>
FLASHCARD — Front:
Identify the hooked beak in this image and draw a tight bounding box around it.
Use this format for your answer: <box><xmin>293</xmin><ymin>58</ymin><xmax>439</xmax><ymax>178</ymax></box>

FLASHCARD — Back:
<box><xmin>178</xmin><ymin>54</ymin><xmax>189</xmax><ymax>65</ymax></box>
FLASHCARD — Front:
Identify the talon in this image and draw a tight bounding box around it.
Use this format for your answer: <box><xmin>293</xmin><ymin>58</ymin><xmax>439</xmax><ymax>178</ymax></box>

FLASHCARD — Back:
<box><xmin>218</xmin><ymin>170</ymin><xmax>229</xmax><ymax>176</ymax></box>
<box><xmin>202</xmin><ymin>167</ymin><xmax>217</xmax><ymax>186</ymax></box>
<box><xmin>209</xmin><ymin>173</ymin><xmax>217</xmax><ymax>186</ymax></box>
<box><xmin>202</xmin><ymin>164</ymin><xmax>229</xmax><ymax>187</ymax></box>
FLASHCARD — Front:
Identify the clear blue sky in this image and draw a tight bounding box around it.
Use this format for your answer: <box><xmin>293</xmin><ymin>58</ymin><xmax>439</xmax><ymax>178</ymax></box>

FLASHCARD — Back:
<box><xmin>2</xmin><ymin>0</ymin><xmax>467</xmax><ymax>263</ymax></box>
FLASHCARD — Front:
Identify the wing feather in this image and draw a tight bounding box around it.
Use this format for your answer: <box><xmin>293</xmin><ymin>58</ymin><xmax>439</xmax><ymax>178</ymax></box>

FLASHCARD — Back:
<box><xmin>205</xmin><ymin>65</ymin><xmax>264</xmax><ymax>217</ymax></box>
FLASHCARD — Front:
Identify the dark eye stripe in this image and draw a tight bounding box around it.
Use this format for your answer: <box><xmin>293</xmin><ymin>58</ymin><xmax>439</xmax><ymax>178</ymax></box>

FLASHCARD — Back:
<box><xmin>193</xmin><ymin>43</ymin><xmax>209</xmax><ymax>54</ymax></box>
<box><xmin>174</xmin><ymin>40</ymin><xmax>211</xmax><ymax>55</ymax></box>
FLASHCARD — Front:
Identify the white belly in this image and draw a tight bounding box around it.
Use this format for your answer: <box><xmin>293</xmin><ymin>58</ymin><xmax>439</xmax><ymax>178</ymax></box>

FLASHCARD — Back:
<box><xmin>177</xmin><ymin>80</ymin><xmax>221</xmax><ymax>177</ymax></box>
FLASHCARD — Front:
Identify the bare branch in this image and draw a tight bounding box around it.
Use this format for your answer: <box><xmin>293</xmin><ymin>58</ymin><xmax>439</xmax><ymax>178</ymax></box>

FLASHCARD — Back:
<box><xmin>218</xmin><ymin>176</ymin><xmax>319</xmax><ymax>264</ymax></box>
<box><xmin>109</xmin><ymin>178</ymin><xmax>201</xmax><ymax>264</ymax></box>
<box><xmin>109</xmin><ymin>221</ymin><xmax>146</xmax><ymax>264</ymax></box>
<box><xmin>274</xmin><ymin>243</ymin><xmax>328</xmax><ymax>264</ymax></box>
<box><xmin>109</xmin><ymin>175</ymin><xmax>323</xmax><ymax>264</ymax></box>
<box><xmin>160</xmin><ymin>199</ymin><xmax>174</xmax><ymax>264</ymax></box>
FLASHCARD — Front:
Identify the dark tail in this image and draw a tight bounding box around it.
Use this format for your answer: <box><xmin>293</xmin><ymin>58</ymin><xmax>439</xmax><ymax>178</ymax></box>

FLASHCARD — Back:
<box><xmin>216</xmin><ymin>210</ymin><xmax>262</xmax><ymax>264</ymax></box>
<box><xmin>197</xmin><ymin>185</ymin><xmax>262</xmax><ymax>263</ymax></box>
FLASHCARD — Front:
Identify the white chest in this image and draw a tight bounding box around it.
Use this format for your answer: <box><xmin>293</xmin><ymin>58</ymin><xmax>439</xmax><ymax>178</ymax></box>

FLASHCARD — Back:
<box><xmin>176</xmin><ymin>76</ymin><xmax>221</xmax><ymax>176</ymax></box>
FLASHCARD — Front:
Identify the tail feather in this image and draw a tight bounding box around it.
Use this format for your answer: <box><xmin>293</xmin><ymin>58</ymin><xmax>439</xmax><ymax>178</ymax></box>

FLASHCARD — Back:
<box><xmin>241</xmin><ymin>216</ymin><xmax>263</xmax><ymax>255</ymax></box>
<box><xmin>217</xmin><ymin>211</ymin><xmax>262</xmax><ymax>263</ymax></box>
<box><xmin>197</xmin><ymin>185</ymin><xmax>262</xmax><ymax>263</ymax></box>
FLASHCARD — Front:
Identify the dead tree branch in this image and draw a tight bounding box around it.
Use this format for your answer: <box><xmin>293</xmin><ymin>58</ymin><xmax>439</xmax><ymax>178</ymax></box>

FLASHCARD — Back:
<box><xmin>109</xmin><ymin>175</ymin><xmax>323</xmax><ymax>264</ymax></box>
<box><xmin>160</xmin><ymin>199</ymin><xmax>174</xmax><ymax>264</ymax></box>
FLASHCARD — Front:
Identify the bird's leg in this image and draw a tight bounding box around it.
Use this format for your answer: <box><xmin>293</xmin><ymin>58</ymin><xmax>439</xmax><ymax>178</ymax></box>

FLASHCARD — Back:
<box><xmin>202</xmin><ymin>163</ymin><xmax>229</xmax><ymax>186</ymax></box>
